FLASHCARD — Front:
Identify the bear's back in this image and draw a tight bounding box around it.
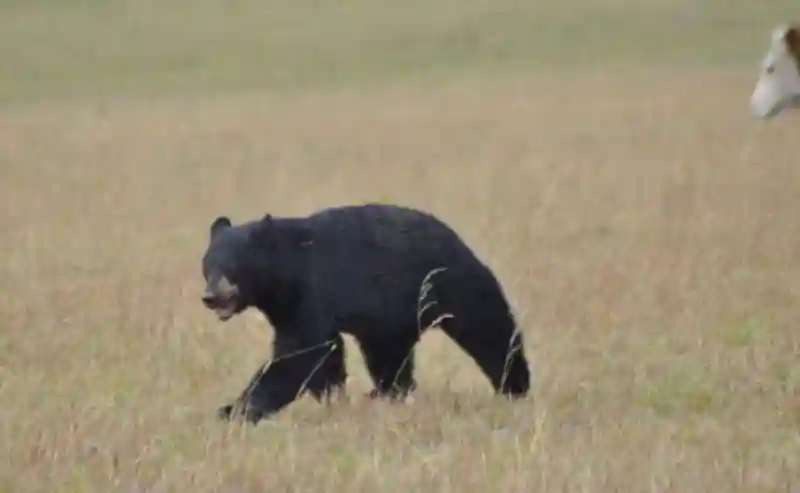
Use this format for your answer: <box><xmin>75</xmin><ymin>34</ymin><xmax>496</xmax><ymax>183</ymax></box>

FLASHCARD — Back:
<box><xmin>305</xmin><ymin>203</ymin><xmax>476</xmax><ymax>264</ymax></box>
<box><xmin>294</xmin><ymin>203</ymin><xmax>493</xmax><ymax>331</ymax></box>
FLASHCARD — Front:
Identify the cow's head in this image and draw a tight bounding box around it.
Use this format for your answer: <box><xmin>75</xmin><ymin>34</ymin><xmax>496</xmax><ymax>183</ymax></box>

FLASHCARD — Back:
<box><xmin>750</xmin><ymin>24</ymin><xmax>800</xmax><ymax>119</ymax></box>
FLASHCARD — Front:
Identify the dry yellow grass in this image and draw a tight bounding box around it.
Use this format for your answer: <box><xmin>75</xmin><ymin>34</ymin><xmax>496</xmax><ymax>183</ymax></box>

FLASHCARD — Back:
<box><xmin>1</xmin><ymin>66</ymin><xmax>798</xmax><ymax>491</ymax></box>
<box><xmin>2</xmin><ymin>0</ymin><xmax>800</xmax><ymax>485</ymax></box>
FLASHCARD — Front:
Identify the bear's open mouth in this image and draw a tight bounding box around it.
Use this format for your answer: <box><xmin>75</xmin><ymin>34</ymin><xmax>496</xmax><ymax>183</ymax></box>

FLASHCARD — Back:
<box><xmin>202</xmin><ymin>294</ymin><xmax>240</xmax><ymax>321</ymax></box>
<box><xmin>202</xmin><ymin>276</ymin><xmax>241</xmax><ymax>322</ymax></box>
<box><xmin>205</xmin><ymin>297</ymin><xmax>239</xmax><ymax>321</ymax></box>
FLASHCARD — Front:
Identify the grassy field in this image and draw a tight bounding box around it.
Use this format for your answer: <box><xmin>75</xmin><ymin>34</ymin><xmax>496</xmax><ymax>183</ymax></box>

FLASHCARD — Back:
<box><xmin>1</xmin><ymin>0</ymin><xmax>800</xmax><ymax>491</ymax></box>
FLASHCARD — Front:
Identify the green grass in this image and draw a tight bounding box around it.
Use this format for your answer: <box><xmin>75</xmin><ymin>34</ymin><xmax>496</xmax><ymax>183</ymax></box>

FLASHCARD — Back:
<box><xmin>1</xmin><ymin>0</ymin><xmax>800</xmax><ymax>491</ymax></box>
<box><xmin>0</xmin><ymin>0</ymin><xmax>797</xmax><ymax>101</ymax></box>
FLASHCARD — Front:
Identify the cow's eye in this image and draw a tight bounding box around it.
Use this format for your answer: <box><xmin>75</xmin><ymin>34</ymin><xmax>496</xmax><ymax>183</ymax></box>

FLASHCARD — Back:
<box><xmin>766</xmin><ymin>65</ymin><xmax>775</xmax><ymax>74</ymax></box>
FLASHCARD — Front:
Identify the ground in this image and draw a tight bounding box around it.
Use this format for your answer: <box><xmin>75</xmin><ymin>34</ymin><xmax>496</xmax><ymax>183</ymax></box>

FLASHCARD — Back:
<box><xmin>1</xmin><ymin>0</ymin><xmax>799</xmax><ymax>491</ymax></box>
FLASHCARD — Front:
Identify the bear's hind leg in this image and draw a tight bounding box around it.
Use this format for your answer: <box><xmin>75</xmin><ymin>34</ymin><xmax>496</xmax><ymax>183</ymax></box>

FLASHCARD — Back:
<box><xmin>357</xmin><ymin>334</ymin><xmax>418</xmax><ymax>400</ymax></box>
<box><xmin>439</xmin><ymin>314</ymin><xmax>530</xmax><ymax>398</ymax></box>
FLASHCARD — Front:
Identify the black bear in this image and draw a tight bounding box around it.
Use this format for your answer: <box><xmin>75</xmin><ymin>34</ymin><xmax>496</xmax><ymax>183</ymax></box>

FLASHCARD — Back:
<box><xmin>200</xmin><ymin>203</ymin><xmax>531</xmax><ymax>423</ymax></box>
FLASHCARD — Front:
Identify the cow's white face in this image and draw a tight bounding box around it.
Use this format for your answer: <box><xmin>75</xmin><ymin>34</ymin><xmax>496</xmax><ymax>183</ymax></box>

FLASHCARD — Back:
<box><xmin>750</xmin><ymin>25</ymin><xmax>800</xmax><ymax>119</ymax></box>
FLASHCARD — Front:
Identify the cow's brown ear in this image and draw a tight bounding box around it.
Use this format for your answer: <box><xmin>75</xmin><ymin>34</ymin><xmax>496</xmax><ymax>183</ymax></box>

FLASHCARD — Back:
<box><xmin>784</xmin><ymin>25</ymin><xmax>800</xmax><ymax>63</ymax></box>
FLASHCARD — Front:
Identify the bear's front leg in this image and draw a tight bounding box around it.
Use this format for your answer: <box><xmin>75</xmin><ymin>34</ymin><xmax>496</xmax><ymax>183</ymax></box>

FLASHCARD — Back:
<box><xmin>217</xmin><ymin>401</ymin><xmax>267</xmax><ymax>424</ymax></box>
<box><xmin>304</xmin><ymin>333</ymin><xmax>348</xmax><ymax>405</ymax></box>
<box><xmin>216</xmin><ymin>398</ymin><xmax>262</xmax><ymax>423</ymax></box>
<box><xmin>217</xmin><ymin>359</ymin><xmax>271</xmax><ymax>422</ymax></box>
<box><xmin>217</xmin><ymin>403</ymin><xmax>234</xmax><ymax>420</ymax></box>
<box><xmin>220</xmin><ymin>332</ymin><xmax>339</xmax><ymax>424</ymax></box>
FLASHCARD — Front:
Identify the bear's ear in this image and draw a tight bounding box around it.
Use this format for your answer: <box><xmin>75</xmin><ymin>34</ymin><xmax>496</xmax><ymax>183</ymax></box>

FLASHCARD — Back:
<box><xmin>210</xmin><ymin>216</ymin><xmax>232</xmax><ymax>239</ymax></box>
<box><xmin>248</xmin><ymin>214</ymin><xmax>274</xmax><ymax>245</ymax></box>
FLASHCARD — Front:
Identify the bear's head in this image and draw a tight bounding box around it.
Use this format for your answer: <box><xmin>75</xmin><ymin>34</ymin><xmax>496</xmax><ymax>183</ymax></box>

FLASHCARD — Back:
<box><xmin>201</xmin><ymin>216</ymin><xmax>249</xmax><ymax>321</ymax></box>
<box><xmin>201</xmin><ymin>213</ymin><xmax>313</xmax><ymax>322</ymax></box>
<box><xmin>200</xmin><ymin>214</ymin><xmax>277</xmax><ymax>321</ymax></box>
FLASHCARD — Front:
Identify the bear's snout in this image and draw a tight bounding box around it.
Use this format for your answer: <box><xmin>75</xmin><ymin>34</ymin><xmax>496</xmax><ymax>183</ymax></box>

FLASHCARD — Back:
<box><xmin>201</xmin><ymin>290</ymin><xmax>219</xmax><ymax>309</ymax></box>
<box><xmin>201</xmin><ymin>275</ymin><xmax>242</xmax><ymax>321</ymax></box>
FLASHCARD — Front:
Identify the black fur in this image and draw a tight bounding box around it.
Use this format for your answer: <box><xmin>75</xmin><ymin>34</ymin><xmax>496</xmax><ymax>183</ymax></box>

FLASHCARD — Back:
<box><xmin>201</xmin><ymin>203</ymin><xmax>531</xmax><ymax>424</ymax></box>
